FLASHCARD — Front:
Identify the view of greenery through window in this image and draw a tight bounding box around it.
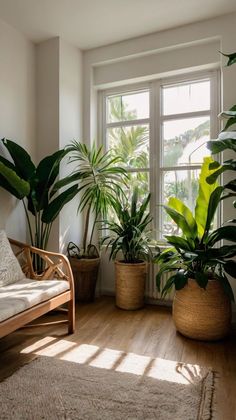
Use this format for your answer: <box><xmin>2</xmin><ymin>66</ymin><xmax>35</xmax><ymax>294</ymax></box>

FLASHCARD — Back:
<box><xmin>104</xmin><ymin>79</ymin><xmax>212</xmax><ymax>238</ymax></box>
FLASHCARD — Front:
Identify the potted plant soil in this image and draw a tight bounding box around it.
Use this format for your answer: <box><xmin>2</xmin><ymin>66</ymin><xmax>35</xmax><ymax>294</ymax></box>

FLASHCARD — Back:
<box><xmin>102</xmin><ymin>187</ymin><xmax>153</xmax><ymax>310</ymax></box>
<box><xmin>155</xmin><ymin>157</ymin><xmax>236</xmax><ymax>341</ymax></box>
<box><xmin>57</xmin><ymin>141</ymin><xmax>126</xmax><ymax>302</ymax></box>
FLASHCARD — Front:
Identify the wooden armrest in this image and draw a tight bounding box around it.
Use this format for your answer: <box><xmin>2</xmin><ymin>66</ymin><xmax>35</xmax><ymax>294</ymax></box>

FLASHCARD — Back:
<box><xmin>8</xmin><ymin>238</ymin><xmax>74</xmax><ymax>293</ymax></box>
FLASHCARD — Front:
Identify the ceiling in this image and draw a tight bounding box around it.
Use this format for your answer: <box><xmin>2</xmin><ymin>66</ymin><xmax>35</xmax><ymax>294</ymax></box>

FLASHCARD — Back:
<box><xmin>0</xmin><ymin>0</ymin><xmax>235</xmax><ymax>50</ymax></box>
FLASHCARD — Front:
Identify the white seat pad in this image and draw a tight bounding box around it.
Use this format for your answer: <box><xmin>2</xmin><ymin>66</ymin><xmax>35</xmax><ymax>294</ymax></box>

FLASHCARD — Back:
<box><xmin>0</xmin><ymin>278</ymin><xmax>70</xmax><ymax>322</ymax></box>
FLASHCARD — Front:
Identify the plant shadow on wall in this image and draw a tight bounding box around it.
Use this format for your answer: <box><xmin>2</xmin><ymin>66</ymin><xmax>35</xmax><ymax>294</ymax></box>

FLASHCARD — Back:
<box><xmin>58</xmin><ymin>142</ymin><xmax>127</xmax><ymax>302</ymax></box>
<box><xmin>155</xmin><ymin>50</ymin><xmax>236</xmax><ymax>342</ymax></box>
<box><xmin>0</xmin><ymin>138</ymin><xmax>78</xmax><ymax>271</ymax></box>
<box><xmin>102</xmin><ymin>187</ymin><xmax>156</xmax><ymax>310</ymax></box>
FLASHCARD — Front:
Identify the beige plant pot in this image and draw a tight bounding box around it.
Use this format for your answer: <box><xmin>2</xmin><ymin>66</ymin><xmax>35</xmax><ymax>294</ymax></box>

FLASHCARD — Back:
<box><xmin>173</xmin><ymin>278</ymin><xmax>232</xmax><ymax>341</ymax></box>
<box><xmin>69</xmin><ymin>257</ymin><xmax>100</xmax><ymax>303</ymax></box>
<box><xmin>115</xmin><ymin>260</ymin><xmax>147</xmax><ymax>310</ymax></box>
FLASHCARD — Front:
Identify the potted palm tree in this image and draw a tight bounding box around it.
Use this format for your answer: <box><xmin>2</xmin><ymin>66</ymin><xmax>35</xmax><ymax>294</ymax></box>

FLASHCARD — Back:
<box><xmin>102</xmin><ymin>187</ymin><xmax>153</xmax><ymax>310</ymax></box>
<box><xmin>155</xmin><ymin>157</ymin><xmax>236</xmax><ymax>341</ymax></box>
<box><xmin>55</xmin><ymin>141</ymin><xmax>127</xmax><ymax>302</ymax></box>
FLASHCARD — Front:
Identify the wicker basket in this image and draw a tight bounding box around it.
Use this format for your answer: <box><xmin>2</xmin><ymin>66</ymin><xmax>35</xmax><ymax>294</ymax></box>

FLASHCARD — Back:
<box><xmin>173</xmin><ymin>278</ymin><xmax>232</xmax><ymax>341</ymax></box>
<box><xmin>69</xmin><ymin>257</ymin><xmax>100</xmax><ymax>303</ymax></box>
<box><xmin>115</xmin><ymin>260</ymin><xmax>147</xmax><ymax>310</ymax></box>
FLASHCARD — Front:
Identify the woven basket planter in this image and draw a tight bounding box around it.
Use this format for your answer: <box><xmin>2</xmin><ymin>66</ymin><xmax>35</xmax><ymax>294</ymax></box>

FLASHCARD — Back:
<box><xmin>173</xmin><ymin>278</ymin><xmax>232</xmax><ymax>341</ymax></box>
<box><xmin>115</xmin><ymin>260</ymin><xmax>147</xmax><ymax>310</ymax></box>
<box><xmin>69</xmin><ymin>257</ymin><xmax>100</xmax><ymax>303</ymax></box>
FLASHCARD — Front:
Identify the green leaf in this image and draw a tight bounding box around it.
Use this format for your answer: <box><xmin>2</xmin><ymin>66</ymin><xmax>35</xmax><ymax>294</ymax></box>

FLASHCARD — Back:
<box><xmin>224</xmin><ymin>261</ymin><xmax>236</xmax><ymax>279</ymax></box>
<box><xmin>0</xmin><ymin>161</ymin><xmax>30</xmax><ymax>198</ymax></box>
<box><xmin>167</xmin><ymin>197</ymin><xmax>197</xmax><ymax>239</ymax></box>
<box><xmin>207</xmin><ymin>226</ymin><xmax>236</xmax><ymax>245</ymax></box>
<box><xmin>207</xmin><ymin>138</ymin><xmax>236</xmax><ymax>154</ymax></box>
<box><xmin>174</xmin><ymin>271</ymin><xmax>188</xmax><ymax>290</ymax></box>
<box><xmin>1</xmin><ymin>138</ymin><xmax>35</xmax><ymax>180</ymax></box>
<box><xmin>204</xmin><ymin>186</ymin><xmax>224</xmax><ymax>233</ymax></box>
<box><xmin>41</xmin><ymin>185</ymin><xmax>79</xmax><ymax>223</ymax></box>
<box><xmin>161</xmin><ymin>275</ymin><xmax>176</xmax><ymax>297</ymax></box>
<box><xmin>217</xmin><ymin>275</ymin><xmax>235</xmax><ymax>301</ymax></box>
<box><xmin>195</xmin><ymin>272</ymin><xmax>208</xmax><ymax>289</ymax></box>
<box><xmin>223</xmin><ymin>117</ymin><xmax>236</xmax><ymax>131</ymax></box>
<box><xmin>163</xmin><ymin>206</ymin><xmax>193</xmax><ymax>239</ymax></box>
<box><xmin>195</xmin><ymin>157</ymin><xmax>218</xmax><ymax>238</ymax></box>
<box><xmin>221</xmin><ymin>51</ymin><xmax>236</xmax><ymax>66</ymax></box>
<box><xmin>207</xmin><ymin>160</ymin><xmax>236</xmax><ymax>184</ymax></box>
<box><xmin>164</xmin><ymin>235</ymin><xmax>193</xmax><ymax>251</ymax></box>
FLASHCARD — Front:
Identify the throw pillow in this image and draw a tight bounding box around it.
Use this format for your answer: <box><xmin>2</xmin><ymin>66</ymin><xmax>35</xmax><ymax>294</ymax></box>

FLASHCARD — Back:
<box><xmin>0</xmin><ymin>230</ymin><xmax>25</xmax><ymax>287</ymax></box>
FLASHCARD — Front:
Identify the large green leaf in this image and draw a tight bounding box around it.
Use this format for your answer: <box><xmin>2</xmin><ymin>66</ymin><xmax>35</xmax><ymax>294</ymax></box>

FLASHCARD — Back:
<box><xmin>174</xmin><ymin>271</ymin><xmax>188</xmax><ymax>290</ymax></box>
<box><xmin>224</xmin><ymin>261</ymin><xmax>236</xmax><ymax>279</ymax></box>
<box><xmin>204</xmin><ymin>186</ymin><xmax>224</xmax><ymax>234</ymax></box>
<box><xmin>207</xmin><ymin>226</ymin><xmax>236</xmax><ymax>246</ymax></box>
<box><xmin>216</xmin><ymin>275</ymin><xmax>235</xmax><ymax>301</ymax></box>
<box><xmin>207</xmin><ymin>138</ymin><xmax>236</xmax><ymax>154</ymax></box>
<box><xmin>207</xmin><ymin>160</ymin><xmax>236</xmax><ymax>184</ymax></box>
<box><xmin>0</xmin><ymin>161</ymin><xmax>30</xmax><ymax>198</ymax></box>
<box><xmin>163</xmin><ymin>206</ymin><xmax>194</xmax><ymax>239</ymax></box>
<box><xmin>28</xmin><ymin>149</ymin><xmax>69</xmax><ymax>213</ymax></box>
<box><xmin>164</xmin><ymin>235</ymin><xmax>193</xmax><ymax>251</ymax></box>
<box><xmin>1</xmin><ymin>138</ymin><xmax>35</xmax><ymax>180</ymax></box>
<box><xmin>195</xmin><ymin>156</ymin><xmax>218</xmax><ymax>238</ymax></box>
<box><xmin>41</xmin><ymin>185</ymin><xmax>79</xmax><ymax>223</ymax></box>
<box><xmin>221</xmin><ymin>51</ymin><xmax>236</xmax><ymax>66</ymax></box>
<box><xmin>167</xmin><ymin>197</ymin><xmax>197</xmax><ymax>239</ymax></box>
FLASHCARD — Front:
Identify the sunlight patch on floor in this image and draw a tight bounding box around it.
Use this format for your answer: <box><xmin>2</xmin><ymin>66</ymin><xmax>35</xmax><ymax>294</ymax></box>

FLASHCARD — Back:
<box><xmin>21</xmin><ymin>338</ymin><xmax>204</xmax><ymax>385</ymax></box>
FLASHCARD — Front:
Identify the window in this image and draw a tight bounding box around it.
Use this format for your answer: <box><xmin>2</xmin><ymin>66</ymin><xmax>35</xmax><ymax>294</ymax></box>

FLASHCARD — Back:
<box><xmin>105</xmin><ymin>90</ymin><xmax>150</xmax><ymax>199</ymax></box>
<box><xmin>101</xmin><ymin>73</ymin><xmax>218</xmax><ymax>240</ymax></box>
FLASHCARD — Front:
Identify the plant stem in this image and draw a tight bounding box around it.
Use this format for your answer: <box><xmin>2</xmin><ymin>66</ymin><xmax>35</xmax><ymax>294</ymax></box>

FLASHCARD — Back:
<box><xmin>83</xmin><ymin>205</ymin><xmax>91</xmax><ymax>254</ymax></box>
<box><xmin>23</xmin><ymin>199</ymin><xmax>33</xmax><ymax>246</ymax></box>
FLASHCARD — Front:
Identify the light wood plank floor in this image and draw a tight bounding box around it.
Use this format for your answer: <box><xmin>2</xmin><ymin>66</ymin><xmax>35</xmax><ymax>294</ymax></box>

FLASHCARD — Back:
<box><xmin>0</xmin><ymin>297</ymin><xmax>235</xmax><ymax>419</ymax></box>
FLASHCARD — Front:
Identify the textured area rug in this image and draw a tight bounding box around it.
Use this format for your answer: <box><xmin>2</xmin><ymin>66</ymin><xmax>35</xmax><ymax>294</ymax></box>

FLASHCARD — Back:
<box><xmin>0</xmin><ymin>356</ymin><xmax>214</xmax><ymax>420</ymax></box>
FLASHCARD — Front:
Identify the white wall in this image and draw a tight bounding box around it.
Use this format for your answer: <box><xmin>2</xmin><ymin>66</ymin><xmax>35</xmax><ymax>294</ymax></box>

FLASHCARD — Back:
<box><xmin>0</xmin><ymin>18</ymin><xmax>35</xmax><ymax>241</ymax></box>
<box><xmin>83</xmin><ymin>12</ymin><xmax>236</xmax><ymax>299</ymax></box>
<box><xmin>36</xmin><ymin>37</ymin><xmax>83</xmax><ymax>252</ymax></box>
<box><xmin>59</xmin><ymin>39</ymin><xmax>83</xmax><ymax>253</ymax></box>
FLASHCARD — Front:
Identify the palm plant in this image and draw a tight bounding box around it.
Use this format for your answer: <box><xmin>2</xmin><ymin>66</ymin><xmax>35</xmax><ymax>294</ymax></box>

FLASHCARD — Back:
<box><xmin>207</xmin><ymin>51</ymin><xmax>236</xmax><ymax>199</ymax></box>
<box><xmin>102</xmin><ymin>187</ymin><xmax>153</xmax><ymax>263</ymax></box>
<box><xmin>0</xmin><ymin>138</ymin><xmax>78</xmax><ymax>256</ymax></box>
<box><xmin>55</xmin><ymin>141</ymin><xmax>127</xmax><ymax>258</ymax></box>
<box><xmin>155</xmin><ymin>157</ymin><xmax>236</xmax><ymax>300</ymax></box>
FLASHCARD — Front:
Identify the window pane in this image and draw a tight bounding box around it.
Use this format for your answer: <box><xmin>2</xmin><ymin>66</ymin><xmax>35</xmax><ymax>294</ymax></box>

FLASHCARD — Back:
<box><xmin>163</xmin><ymin>80</ymin><xmax>210</xmax><ymax>115</ymax></box>
<box><xmin>107</xmin><ymin>125</ymin><xmax>149</xmax><ymax>169</ymax></box>
<box><xmin>107</xmin><ymin>91</ymin><xmax>149</xmax><ymax>123</ymax></box>
<box><xmin>162</xmin><ymin>169</ymin><xmax>199</xmax><ymax>236</ymax></box>
<box><xmin>162</xmin><ymin>117</ymin><xmax>210</xmax><ymax>167</ymax></box>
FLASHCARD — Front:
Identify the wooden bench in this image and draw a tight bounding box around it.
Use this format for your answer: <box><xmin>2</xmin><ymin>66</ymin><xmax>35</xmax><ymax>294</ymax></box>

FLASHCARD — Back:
<box><xmin>0</xmin><ymin>237</ymin><xmax>75</xmax><ymax>339</ymax></box>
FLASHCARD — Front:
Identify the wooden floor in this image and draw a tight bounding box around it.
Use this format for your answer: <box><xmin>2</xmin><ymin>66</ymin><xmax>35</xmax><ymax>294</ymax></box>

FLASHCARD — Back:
<box><xmin>0</xmin><ymin>296</ymin><xmax>235</xmax><ymax>419</ymax></box>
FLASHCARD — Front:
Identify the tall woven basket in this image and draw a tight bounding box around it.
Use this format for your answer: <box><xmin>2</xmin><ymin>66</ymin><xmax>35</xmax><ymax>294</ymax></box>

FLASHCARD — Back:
<box><xmin>69</xmin><ymin>257</ymin><xmax>100</xmax><ymax>303</ymax></box>
<box><xmin>115</xmin><ymin>260</ymin><xmax>147</xmax><ymax>310</ymax></box>
<box><xmin>173</xmin><ymin>278</ymin><xmax>231</xmax><ymax>341</ymax></box>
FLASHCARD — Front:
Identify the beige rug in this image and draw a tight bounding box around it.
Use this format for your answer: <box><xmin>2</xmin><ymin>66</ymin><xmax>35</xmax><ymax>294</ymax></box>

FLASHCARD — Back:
<box><xmin>0</xmin><ymin>356</ymin><xmax>215</xmax><ymax>419</ymax></box>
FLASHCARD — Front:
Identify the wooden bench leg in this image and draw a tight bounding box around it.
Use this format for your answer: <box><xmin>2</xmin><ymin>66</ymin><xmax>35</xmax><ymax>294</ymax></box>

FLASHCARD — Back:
<box><xmin>68</xmin><ymin>298</ymin><xmax>75</xmax><ymax>334</ymax></box>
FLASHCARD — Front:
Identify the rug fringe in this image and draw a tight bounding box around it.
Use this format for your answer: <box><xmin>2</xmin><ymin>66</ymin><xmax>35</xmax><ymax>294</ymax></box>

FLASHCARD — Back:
<box><xmin>198</xmin><ymin>371</ymin><xmax>215</xmax><ymax>420</ymax></box>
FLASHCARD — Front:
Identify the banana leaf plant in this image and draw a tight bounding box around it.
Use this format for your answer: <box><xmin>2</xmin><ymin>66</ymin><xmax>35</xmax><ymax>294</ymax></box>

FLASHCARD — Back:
<box><xmin>155</xmin><ymin>157</ymin><xmax>236</xmax><ymax>300</ymax></box>
<box><xmin>54</xmin><ymin>141</ymin><xmax>127</xmax><ymax>258</ymax></box>
<box><xmin>102</xmin><ymin>187</ymin><xmax>153</xmax><ymax>263</ymax></box>
<box><xmin>0</xmin><ymin>138</ymin><xmax>79</xmax><ymax>269</ymax></box>
<box><xmin>207</xmin><ymin>51</ymin><xmax>236</xmax><ymax>204</ymax></box>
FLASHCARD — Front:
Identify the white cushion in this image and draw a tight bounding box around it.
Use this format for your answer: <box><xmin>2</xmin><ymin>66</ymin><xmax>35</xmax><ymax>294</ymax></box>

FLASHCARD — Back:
<box><xmin>0</xmin><ymin>230</ymin><xmax>25</xmax><ymax>287</ymax></box>
<box><xmin>0</xmin><ymin>278</ymin><xmax>70</xmax><ymax>322</ymax></box>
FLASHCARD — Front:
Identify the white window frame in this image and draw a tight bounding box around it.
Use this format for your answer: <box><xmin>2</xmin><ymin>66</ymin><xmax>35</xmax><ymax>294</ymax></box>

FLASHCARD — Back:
<box><xmin>99</xmin><ymin>70</ymin><xmax>220</xmax><ymax>242</ymax></box>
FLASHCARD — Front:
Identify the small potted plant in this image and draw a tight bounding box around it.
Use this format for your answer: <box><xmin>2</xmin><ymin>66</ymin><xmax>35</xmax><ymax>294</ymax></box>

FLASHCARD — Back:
<box><xmin>155</xmin><ymin>157</ymin><xmax>236</xmax><ymax>341</ymax></box>
<box><xmin>55</xmin><ymin>141</ymin><xmax>127</xmax><ymax>302</ymax></box>
<box><xmin>102</xmin><ymin>187</ymin><xmax>153</xmax><ymax>310</ymax></box>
